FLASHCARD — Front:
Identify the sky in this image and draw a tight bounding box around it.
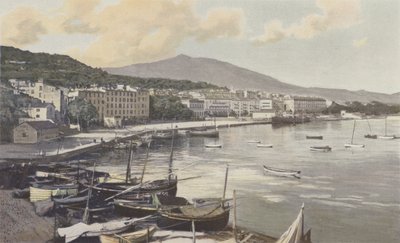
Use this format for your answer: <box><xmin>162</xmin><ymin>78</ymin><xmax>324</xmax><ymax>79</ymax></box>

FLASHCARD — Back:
<box><xmin>0</xmin><ymin>0</ymin><xmax>399</xmax><ymax>94</ymax></box>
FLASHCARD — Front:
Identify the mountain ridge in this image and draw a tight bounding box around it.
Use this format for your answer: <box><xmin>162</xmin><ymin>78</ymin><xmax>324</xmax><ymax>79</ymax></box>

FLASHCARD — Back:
<box><xmin>104</xmin><ymin>55</ymin><xmax>399</xmax><ymax>104</ymax></box>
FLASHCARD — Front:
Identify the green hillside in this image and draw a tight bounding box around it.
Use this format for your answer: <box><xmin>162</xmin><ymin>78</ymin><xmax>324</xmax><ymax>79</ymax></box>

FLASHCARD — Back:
<box><xmin>0</xmin><ymin>46</ymin><xmax>220</xmax><ymax>90</ymax></box>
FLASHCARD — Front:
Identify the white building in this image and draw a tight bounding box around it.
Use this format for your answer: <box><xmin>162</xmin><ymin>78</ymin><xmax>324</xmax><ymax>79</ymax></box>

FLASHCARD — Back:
<box><xmin>21</xmin><ymin>103</ymin><xmax>56</xmax><ymax>122</ymax></box>
<box><xmin>259</xmin><ymin>99</ymin><xmax>273</xmax><ymax>110</ymax></box>
<box><xmin>181</xmin><ymin>99</ymin><xmax>205</xmax><ymax>119</ymax></box>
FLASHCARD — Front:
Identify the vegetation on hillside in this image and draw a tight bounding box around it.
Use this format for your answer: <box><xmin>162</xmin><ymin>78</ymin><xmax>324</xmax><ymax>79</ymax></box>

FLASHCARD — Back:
<box><xmin>323</xmin><ymin>101</ymin><xmax>400</xmax><ymax>115</ymax></box>
<box><xmin>0</xmin><ymin>46</ymin><xmax>220</xmax><ymax>90</ymax></box>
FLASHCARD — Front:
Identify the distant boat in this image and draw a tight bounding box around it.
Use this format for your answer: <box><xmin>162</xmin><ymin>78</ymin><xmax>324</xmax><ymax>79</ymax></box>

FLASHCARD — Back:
<box><xmin>205</xmin><ymin>144</ymin><xmax>222</xmax><ymax>148</ymax></box>
<box><xmin>257</xmin><ymin>143</ymin><xmax>273</xmax><ymax>148</ymax></box>
<box><xmin>310</xmin><ymin>146</ymin><xmax>332</xmax><ymax>152</ymax></box>
<box><xmin>276</xmin><ymin>204</ymin><xmax>312</xmax><ymax>243</ymax></box>
<box><xmin>263</xmin><ymin>165</ymin><xmax>300</xmax><ymax>178</ymax></box>
<box><xmin>247</xmin><ymin>140</ymin><xmax>261</xmax><ymax>143</ymax></box>
<box><xmin>345</xmin><ymin>120</ymin><xmax>365</xmax><ymax>148</ymax></box>
<box><xmin>364</xmin><ymin>118</ymin><xmax>377</xmax><ymax>139</ymax></box>
<box><xmin>306</xmin><ymin>135</ymin><xmax>323</xmax><ymax>140</ymax></box>
<box><xmin>378</xmin><ymin>117</ymin><xmax>395</xmax><ymax>139</ymax></box>
<box><xmin>100</xmin><ymin>225</ymin><xmax>157</xmax><ymax>243</ymax></box>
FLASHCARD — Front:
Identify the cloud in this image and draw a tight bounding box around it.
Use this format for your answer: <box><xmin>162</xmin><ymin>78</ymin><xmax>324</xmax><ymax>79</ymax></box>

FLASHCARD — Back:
<box><xmin>0</xmin><ymin>7</ymin><xmax>48</xmax><ymax>46</ymax></box>
<box><xmin>252</xmin><ymin>0</ymin><xmax>362</xmax><ymax>45</ymax></box>
<box><xmin>352</xmin><ymin>37</ymin><xmax>368</xmax><ymax>48</ymax></box>
<box><xmin>0</xmin><ymin>0</ymin><xmax>244</xmax><ymax>67</ymax></box>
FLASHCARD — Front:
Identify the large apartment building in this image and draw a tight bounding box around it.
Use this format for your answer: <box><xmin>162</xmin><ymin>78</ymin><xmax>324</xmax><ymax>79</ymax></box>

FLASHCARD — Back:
<box><xmin>77</xmin><ymin>86</ymin><xmax>150</xmax><ymax>121</ymax></box>
<box><xmin>284</xmin><ymin>96</ymin><xmax>327</xmax><ymax>113</ymax></box>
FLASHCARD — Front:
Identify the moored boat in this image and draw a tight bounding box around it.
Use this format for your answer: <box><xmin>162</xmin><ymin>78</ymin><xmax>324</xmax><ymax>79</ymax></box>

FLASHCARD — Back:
<box><xmin>306</xmin><ymin>135</ymin><xmax>323</xmax><ymax>140</ymax></box>
<box><xmin>310</xmin><ymin>146</ymin><xmax>332</xmax><ymax>152</ymax></box>
<box><xmin>377</xmin><ymin>135</ymin><xmax>395</xmax><ymax>139</ymax></box>
<box><xmin>100</xmin><ymin>225</ymin><xmax>157</xmax><ymax>243</ymax></box>
<box><xmin>30</xmin><ymin>183</ymin><xmax>79</xmax><ymax>202</ymax></box>
<box><xmin>263</xmin><ymin>166</ymin><xmax>300</xmax><ymax>179</ymax></box>
<box><xmin>205</xmin><ymin>144</ymin><xmax>222</xmax><ymax>148</ymax></box>
<box><xmin>364</xmin><ymin>134</ymin><xmax>377</xmax><ymax>139</ymax></box>
<box><xmin>247</xmin><ymin>140</ymin><xmax>261</xmax><ymax>143</ymax></box>
<box><xmin>257</xmin><ymin>143</ymin><xmax>273</xmax><ymax>148</ymax></box>
<box><xmin>344</xmin><ymin>120</ymin><xmax>365</xmax><ymax>148</ymax></box>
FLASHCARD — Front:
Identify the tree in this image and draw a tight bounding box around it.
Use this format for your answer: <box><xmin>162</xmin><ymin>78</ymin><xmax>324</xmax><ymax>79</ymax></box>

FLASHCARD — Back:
<box><xmin>150</xmin><ymin>96</ymin><xmax>193</xmax><ymax>120</ymax></box>
<box><xmin>67</xmin><ymin>97</ymin><xmax>98</xmax><ymax>131</ymax></box>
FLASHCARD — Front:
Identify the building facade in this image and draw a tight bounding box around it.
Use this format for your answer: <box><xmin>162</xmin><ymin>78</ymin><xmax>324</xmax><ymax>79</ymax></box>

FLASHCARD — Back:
<box><xmin>284</xmin><ymin>96</ymin><xmax>327</xmax><ymax>113</ymax></box>
<box><xmin>13</xmin><ymin>121</ymin><xmax>59</xmax><ymax>144</ymax></box>
<box><xmin>181</xmin><ymin>99</ymin><xmax>205</xmax><ymax>119</ymax></box>
<box><xmin>22</xmin><ymin>103</ymin><xmax>56</xmax><ymax>122</ymax></box>
<box><xmin>78</xmin><ymin>86</ymin><xmax>150</xmax><ymax>122</ymax></box>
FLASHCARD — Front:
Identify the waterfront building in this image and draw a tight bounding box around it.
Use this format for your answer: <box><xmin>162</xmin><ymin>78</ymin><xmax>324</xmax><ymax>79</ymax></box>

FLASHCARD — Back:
<box><xmin>18</xmin><ymin>79</ymin><xmax>67</xmax><ymax>122</ymax></box>
<box><xmin>181</xmin><ymin>99</ymin><xmax>205</xmax><ymax>119</ymax></box>
<box><xmin>21</xmin><ymin>103</ymin><xmax>56</xmax><ymax>122</ymax></box>
<box><xmin>77</xmin><ymin>85</ymin><xmax>150</xmax><ymax>122</ymax></box>
<box><xmin>259</xmin><ymin>99</ymin><xmax>273</xmax><ymax>110</ymax></box>
<box><xmin>252</xmin><ymin>109</ymin><xmax>276</xmax><ymax>120</ymax></box>
<box><xmin>13</xmin><ymin>120</ymin><xmax>59</xmax><ymax>144</ymax></box>
<box><xmin>283</xmin><ymin>96</ymin><xmax>327</xmax><ymax>114</ymax></box>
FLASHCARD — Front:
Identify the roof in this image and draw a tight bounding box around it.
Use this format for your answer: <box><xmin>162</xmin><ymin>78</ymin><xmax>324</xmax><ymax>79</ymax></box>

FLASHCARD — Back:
<box><xmin>23</xmin><ymin>121</ymin><xmax>58</xmax><ymax>130</ymax></box>
<box><xmin>293</xmin><ymin>96</ymin><xmax>326</xmax><ymax>101</ymax></box>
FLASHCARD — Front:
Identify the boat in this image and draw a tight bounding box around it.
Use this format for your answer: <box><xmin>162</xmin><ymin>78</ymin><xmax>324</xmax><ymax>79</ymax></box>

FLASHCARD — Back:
<box><xmin>378</xmin><ymin>117</ymin><xmax>395</xmax><ymax>139</ymax></box>
<box><xmin>247</xmin><ymin>140</ymin><xmax>261</xmax><ymax>143</ymax></box>
<box><xmin>114</xmin><ymin>142</ymin><xmax>129</xmax><ymax>149</ymax></box>
<box><xmin>157</xmin><ymin>199</ymin><xmax>230</xmax><ymax>231</ymax></box>
<box><xmin>151</xmin><ymin>129</ymin><xmax>177</xmax><ymax>139</ymax></box>
<box><xmin>57</xmin><ymin>217</ymin><xmax>148</xmax><ymax>243</ymax></box>
<box><xmin>306</xmin><ymin>135</ymin><xmax>323</xmax><ymax>140</ymax></box>
<box><xmin>263</xmin><ymin>166</ymin><xmax>300</xmax><ymax>179</ymax></box>
<box><xmin>309</xmin><ymin>146</ymin><xmax>332</xmax><ymax>152</ymax></box>
<box><xmin>205</xmin><ymin>144</ymin><xmax>222</xmax><ymax>148</ymax></box>
<box><xmin>30</xmin><ymin>183</ymin><xmax>79</xmax><ymax>202</ymax></box>
<box><xmin>100</xmin><ymin>225</ymin><xmax>157</xmax><ymax>243</ymax></box>
<box><xmin>257</xmin><ymin>143</ymin><xmax>273</xmax><ymax>148</ymax></box>
<box><xmin>53</xmin><ymin>195</ymin><xmax>89</xmax><ymax>206</ymax></box>
<box><xmin>364</xmin><ymin>118</ymin><xmax>377</xmax><ymax>139</ymax></box>
<box><xmin>344</xmin><ymin>120</ymin><xmax>365</xmax><ymax>148</ymax></box>
<box><xmin>114</xmin><ymin>194</ymin><xmax>190</xmax><ymax>217</ymax></box>
<box><xmin>275</xmin><ymin>204</ymin><xmax>311</xmax><ymax>243</ymax></box>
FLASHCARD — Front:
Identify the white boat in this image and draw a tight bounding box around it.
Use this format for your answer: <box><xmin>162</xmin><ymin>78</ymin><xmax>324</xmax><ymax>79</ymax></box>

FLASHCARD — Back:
<box><xmin>378</xmin><ymin>117</ymin><xmax>395</xmax><ymax>139</ymax></box>
<box><xmin>310</xmin><ymin>146</ymin><xmax>332</xmax><ymax>152</ymax></box>
<box><xmin>344</xmin><ymin>120</ymin><xmax>365</xmax><ymax>148</ymax></box>
<box><xmin>276</xmin><ymin>204</ymin><xmax>311</xmax><ymax>243</ymax></box>
<box><xmin>263</xmin><ymin>166</ymin><xmax>300</xmax><ymax>178</ymax></box>
<box><xmin>205</xmin><ymin>144</ymin><xmax>222</xmax><ymax>148</ymax></box>
<box><xmin>247</xmin><ymin>140</ymin><xmax>261</xmax><ymax>143</ymax></box>
<box><xmin>257</xmin><ymin>144</ymin><xmax>273</xmax><ymax>148</ymax></box>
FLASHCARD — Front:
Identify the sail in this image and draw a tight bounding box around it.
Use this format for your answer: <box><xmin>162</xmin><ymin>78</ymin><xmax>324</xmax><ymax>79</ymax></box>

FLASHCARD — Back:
<box><xmin>276</xmin><ymin>205</ymin><xmax>308</xmax><ymax>243</ymax></box>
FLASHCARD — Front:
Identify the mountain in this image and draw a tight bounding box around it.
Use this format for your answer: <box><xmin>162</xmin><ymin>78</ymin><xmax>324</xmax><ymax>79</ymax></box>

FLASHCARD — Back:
<box><xmin>105</xmin><ymin>54</ymin><xmax>400</xmax><ymax>104</ymax></box>
<box><xmin>0</xmin><ymin>46</ymin><xmax>219</xmax><ymax>90</ymax></box>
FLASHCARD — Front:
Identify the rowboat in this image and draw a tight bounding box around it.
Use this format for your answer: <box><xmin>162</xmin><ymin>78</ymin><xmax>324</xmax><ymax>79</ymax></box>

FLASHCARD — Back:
<box><xmin>377</xmin><ymin>135</ymin><xmax>395</xmax><ymax>139</ymax></box>
<box><xmin>157</xmin><ymin>200</ymin><xmax>230</xmax><ymax>231</ymax></box>
<box><xmin>263</xmin><ymin>166</ymin><xmax>300</xmax><ymax>179</ymax></box>
<box><xmin>247</xmin><ymin>140</ymin><xmax>261</xmax><ymax>143</ymax></box>
<box><xmin>309</xmin><ymin>146</ymin><xmax>332</xmax><ymax>152</ymax></box>
<box><xmin>30</xmin><ymin>183</ymin><xmax>79</xmax><ymax>202</ymax></box>
<box><xmin>205</xmin><ymin>144</ymin><xmax>222</xmax><ymax>148</ymax></box>
<box><xmin>306</xmin><ymin>135</ymin><xmax>323</xmax><ymax>140</ymax></box>
<box><xmin>57</xmin><ymin>217</ymin><xmax>148</xmax><ymax>243</ymax></box>
<box><xmin>100</xmin><ymin>225</ymin><xmax>157</xmax><ymax>243</ymax></box>
<box><xmin>257</xmin><ymin>144</ymin><xmax>273</xmax><ymax>148</ymax></box>
<box><xmin>364</xmin><ymin>134</ymin><xmax>377</xmax><ymax>139</ymax></box>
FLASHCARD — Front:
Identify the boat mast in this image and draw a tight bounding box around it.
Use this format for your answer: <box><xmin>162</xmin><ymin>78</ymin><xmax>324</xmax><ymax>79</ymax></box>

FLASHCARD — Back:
<box><xmin>83</xmin><ymin>162</ymin><xmax>96</xmax><ymax>224</ymax></box>
<box><xmin>222</xmin><ymin>164</ymin><xmax>229</xmax><ymax>201</ymax></box>
<box><xmin>351</xmin><ymin>120</ymin><xmax>356</xmax><ymax>144</ymax></box>
<box><xmin>125</xmin><ymin>140</ymin><xmax>134</xmax><ymax>183</ymax></box>
<box><xmin>168</xmin><ymin>125</ymin><xmax>175</xmax><ymax>181</ymax></box>
<box><xmin>385</xmin><ymin>117</ymin><xmax>387</xmax><ymax>136</ymax></box>
<box><xmin>366</xmin><ymin>118</ymin><xmax>372</xmax><ymax>133</ymax></box>
<box><xmin>140</xmin><ymin>141</ymin><xmax>151</xmax><ymax>184</ymax></box>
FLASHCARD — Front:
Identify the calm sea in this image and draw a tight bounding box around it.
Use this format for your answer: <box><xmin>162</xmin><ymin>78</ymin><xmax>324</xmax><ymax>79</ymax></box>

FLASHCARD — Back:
<box><xmin>95</xmin><ymin>118</ymin><xmax>400</xmax><ymax>243</ymax></box>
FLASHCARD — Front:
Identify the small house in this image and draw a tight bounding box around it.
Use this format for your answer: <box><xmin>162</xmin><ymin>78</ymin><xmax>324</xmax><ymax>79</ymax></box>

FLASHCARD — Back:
<box><xmin>13</xmin><ymin>121</ymin><xmax>59</xmax><ymax>144</ymax></box>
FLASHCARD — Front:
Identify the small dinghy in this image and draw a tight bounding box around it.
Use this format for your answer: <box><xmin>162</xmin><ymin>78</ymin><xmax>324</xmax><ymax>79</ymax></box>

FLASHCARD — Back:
<box><xmin>344</xmin><ymin>143</ymin><xmax>365</xmax><ymax>148</ymax></box>
<box><xmin>377</xmin><ymin>135</ymin><xmax>395</xmax><ymax>139</ymax></box>
<box><xmin>205</xmin><ymin>144</ymin><xmax>222</xmax><ymax>148</ymax></box>
<box><xmin>263</xmin><ymin>166</ymin><xmax>301</xmax><ymax>179</ymax></box>
<box><xmin>364</xmin><ymin>134</ymin><xmax>377</xmax><ymax>139</ymax></box>
<box><xmin>306</xmin><ymin>135</ymin><xmax>323</xmax><ymax>140</ymax></box>
<box><xmin>310</xmin><ymin>146</ymin><xmax>332</xmax><ymax>152</ymax></box>
<box><xmin>247</xmin><ymin>140</ymin><xmax>261</xmax><ymax>144</ymax></box>
<box><xmin>257</xmin><ymin>144</ymin><xmax>273</xmax><ymax>148</ymax></box>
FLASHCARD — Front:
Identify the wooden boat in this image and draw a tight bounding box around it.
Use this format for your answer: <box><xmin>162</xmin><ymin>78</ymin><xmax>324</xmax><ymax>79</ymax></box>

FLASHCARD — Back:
<box><xmin>344</xmin><ymin>120</ymin><xmax>365</xmax><ymax>148</ymax></box>
<box><xmin>257</xmin><ymin>144</ymin><xmax>273</xmax><ymax>148</ymax></box>
<box><xmin>364</xmin><ymin>134</ymin><xmax>377</xmax><ymax>139</ymax></box>
<box><xmin>114</xmin><ymin>194</ymin><xmax>190</xmax><ymax>217</ymax></box>
<box><xmin>157</xmin><ymin>201</ymin><xmax>230</xmax><ymax>231</ymax></box>
<box><xmin>100</xmin><ymin>225</ymin><xmax>157</xmax><ymax>243</ymax></box>
<box><xmin>57</xmin><ymin>217</ymin><xmax>148</xmax><ymax>243</ymax></box>
<box><xmin>188</xmin><ymin>129</ymin><xmax>219</xmax><ymax>138</ymax></box>
<box><xmin>205</xmin><ymin>144</ymin><xmax>222</xmax><ymax>148</ymax></box>
<box><xmin>30</xmin><ymin>183</ymin><xmax>79</xmax><ymax>202</ymax></box>
<box><xmin>306</xmin><ymin>135</ymin><xmax>323</xmax><ymax>140</ymax></box>
<box><xmin>247</xmin><ymin>140</ymin><xmax>261</xmax><ymax>143</ymax></box>
<box><xmin>263</xmin><ymin>166</ymin><xmax>300</xmax><ymax>178</ymax></box>
<box><xmin>276</xmin><ymin>204</ymin><xmax>311</xmax><ymax>243</ymax></box>
<box><xmin>310</xmin><ymin>146</ymin><xmax>332</xmax><ymax>152</ymax></box>
<box><xmin>53</xmin><ymin>195</ymin><xmax>89</xmax><ymax>206</ymax></box>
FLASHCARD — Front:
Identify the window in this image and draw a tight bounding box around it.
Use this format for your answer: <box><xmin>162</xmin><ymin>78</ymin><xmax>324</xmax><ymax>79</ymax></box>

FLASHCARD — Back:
<box><xmin>36</xmin><ymin>114</ymin><xmax>40</xmax><ymax>118</ymax></box>
<box><xmin>22</xmin><ymin>132</ymin><xmax>27</xmax><ymax>137</ymax></box>
<box><xmin>39</xmin><ymin>86</ymin><xmax>43</xmax><ymax>91</ymax></box>
<box><xmin>36</xmin><ymin>108</ymin><xmax>40</xmax><ymax>112</ymax></box>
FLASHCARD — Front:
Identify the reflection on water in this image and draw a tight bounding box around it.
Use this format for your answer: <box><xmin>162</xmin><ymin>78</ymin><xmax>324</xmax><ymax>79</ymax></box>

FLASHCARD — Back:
<box><xmin>94</xmin><ymin>119</ymin><xmax>400</xmax><ymax>243</ymax></box>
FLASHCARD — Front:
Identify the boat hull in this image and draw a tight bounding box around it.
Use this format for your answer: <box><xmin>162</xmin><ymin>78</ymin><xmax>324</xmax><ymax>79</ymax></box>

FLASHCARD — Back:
<box><xmin>115</xmin><ymin>203</ymin><xmax>157</xmax><ymax>218</ymax></box>
<box><xmin>377</xmin><ymin>135</ymin><xmax>395</xmax><ymax>139</ymax></box>
<box><xmin>30</xmin><ymin>184</ymin><xmax>79</xmax><ymax>202</ymax></box>
<box><xmin>263</xmin><ymin>166</ymin><xmax>300</xmax><ymax>178</ymax></box>
<box><xmin>100</xmin><ymin>226</ymin><xmax>157</xmax><ymax>243</ymax></box>
<box><xmin>344</xmin><ymin>144</ymin><xmax>365</xmax><ymax>148</ymax></box>
<box><xmin>306</xmin><ymin>136</ymin><xmax>323</xmax><ymax>140</ymax></box>
<box><xmin>257</xmin><ymin>144</ymin><xmax>273</xmax><ymax>148</ymax></box>
<box><xmin>309</xmin><ymin>146</ymin><xmax>332</xmax><ymax>152</ymax></box>
<box><xmin>205</xmin><ymin>144</ymin><xmax>222</xmax><ymax>148</ymax></box>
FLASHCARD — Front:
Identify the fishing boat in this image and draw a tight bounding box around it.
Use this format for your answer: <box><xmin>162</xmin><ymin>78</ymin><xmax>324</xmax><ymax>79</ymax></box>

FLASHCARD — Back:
<box><xmin>100</xmin><ymin>225</ymin><xmax>157</xmax><ymax>243</ymax></box>
<box><xmin>53</xmin><ymin>195</ymin><xmax>89</xmax><ymax>206</ymax></box>
<box><xmin>275</xmin><ymin>204</ymin><xmax>312</xmax><ymax>243</ymax></box>
<box><xmin>344</xmin><ymin>120</ymin><xmax>365</xmax><ymax>148</ymax></box>
<box><xmin>309</xmin><ymin>146</ymin><xmax>332</xmax><ymax>152</ymax></box>
<box><xmin>257</xmin><ymin>143</ymin><xmax>273</xmax><ymax>148</ymax></box>
<box><xmin>263</xmin><ymin>166</ymin><xmax>300</xmax><ymax>179</ymax></box>
<box><xmin>57</xmin><ymin>217</ymin><xmax>149</xmax><ymax>243</ymax></box>
<box><xmin>378</xmin><ymin>117</ymin><xmax>395</xmax><ymax>139</ymax></box>
<box><xmin>364</xmin><ymin>118</ymin><xmax>377</xmax><ymax>139</ymax></box>
<box><xmin>157</xmin><ymin>200</ymin><xmax>230</xmax><ymax>231</ymax></box>
<box><xmin>205</xmin><ymin>144</ymin><xmax>222</xmax><ymax>148</ymax></box>
<box><xmin>114</xmin><ymin>194</ymin><xmax>190</xmax><ymax>217</ymax></box>
<box><xmin>306</xmin><ymin>135</ymin><xmax>323</xmax><ymax>140</ymax></box>
<box><xmin>30</xmin><ymin>183</ymin><xmax>79</xmax><ymax>202</ymax></box>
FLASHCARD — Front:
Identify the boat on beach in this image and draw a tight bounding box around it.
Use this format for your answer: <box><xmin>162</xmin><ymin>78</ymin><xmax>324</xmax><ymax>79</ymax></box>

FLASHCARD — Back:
<box><xmin>263</xmin><ymin>166</ymin><xmax>301</xmax><ymax>178</ymax></box>
<box><xmin>309</xmin><ymin>146</ymin><xmax>332</xmax><ymax>152</ymax></box>
<box><xmin>100</xmin><ymin>225</ymin><xmax>157</xmax><ymax>243</ymax></box>
<box><xmin>306</xmin><ymin>135</ymin><xmax>323</xmax><ymax>140</ymax></box>
<box><xmin>257</xmin><ymin>143</ymin><xmax>273</xmax><ymax>148</ymax></box>
<box><xmin>30</xmin><ymin>183</ymin><xmax>79</xmax><ymax>202</ymax></box>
